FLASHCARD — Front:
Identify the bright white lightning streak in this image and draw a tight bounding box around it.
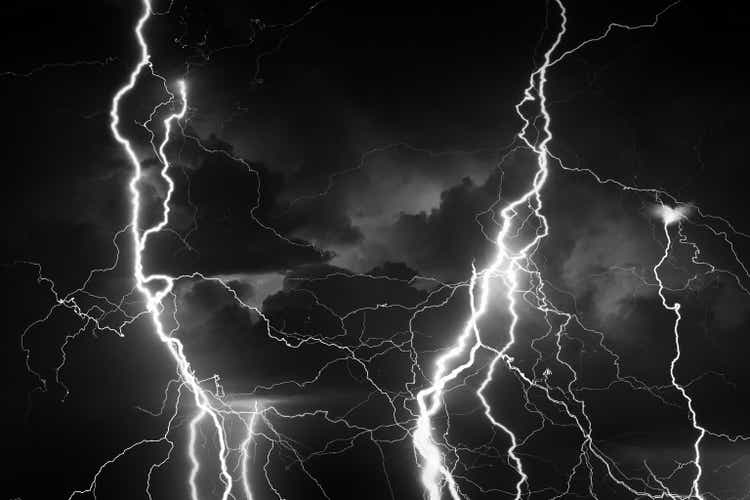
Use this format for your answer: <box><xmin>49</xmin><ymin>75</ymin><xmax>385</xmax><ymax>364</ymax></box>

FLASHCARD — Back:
<box><xmin>23</xmin><ymin>0</ymin><xmax>736</xmax><ymax>496</ymax></box>
<box><xmin>103</xmin><ymin>1</ymin><xmax>234</xmax><ymax>499</ymax></box>
<box><xmin>414</xmin><ymin>1</ymin><xmax>567</xmax><ymax>498</ymax></box>
<box><xmin>188</xmin><ymin>409</ymin><xmax>209</xmax><ymax>500</ymax></box>
<box><xmin>653</xmin><ymin>206</ymin><xmax>706</xmax><ymax>500</ymax></box>
<box><xmin>241</xmin><ymin>402</ymin><xmax>261</xmax><ymax>500</ymax></box>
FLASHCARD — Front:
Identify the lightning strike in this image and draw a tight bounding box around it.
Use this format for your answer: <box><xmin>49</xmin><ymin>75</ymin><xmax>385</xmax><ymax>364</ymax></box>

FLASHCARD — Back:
<box><xmin>413</xmin><ymin>1</ymin><xmax>567</xmax><ymax>497</ymax></box>
<box><xmin>15</xmin><ymin>0</ymin><xmax>750</xmax><ymax>498</ymax></box>
<box><xmin>413</xmin><ymin>1</ymin><xmax>720</xmax><ymax>499</ymax></box>
<box><xmin>96</xmin><ymin>1</ymin><xmax>238</xmax><ymax>498</ymax></box>
<box><xmin>653</xmin><ymin>206</ymin><xmax>706</xmax><ymax>500</ymax></box>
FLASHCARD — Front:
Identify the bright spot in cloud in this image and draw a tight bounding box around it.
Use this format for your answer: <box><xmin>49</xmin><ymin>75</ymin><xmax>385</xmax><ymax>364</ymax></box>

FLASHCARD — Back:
<box><xmin>650</xmin><ymin>203</ymin><xmax>693</xmax><ymax>225</ymax></box>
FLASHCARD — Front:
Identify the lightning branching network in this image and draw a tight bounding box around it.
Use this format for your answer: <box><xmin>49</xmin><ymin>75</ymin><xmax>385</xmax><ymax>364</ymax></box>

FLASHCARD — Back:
<box><xmin>14</xmin><ymin>0</ymin><xmax>750</xmax><ymax>499</ymax></box>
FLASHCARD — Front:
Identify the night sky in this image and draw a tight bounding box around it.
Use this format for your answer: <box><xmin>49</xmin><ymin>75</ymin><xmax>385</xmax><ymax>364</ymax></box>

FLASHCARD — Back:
<box><xmin>3</xmin><ymin>1</ymin><xmax>750</xmax><ymax>499</ymax></box>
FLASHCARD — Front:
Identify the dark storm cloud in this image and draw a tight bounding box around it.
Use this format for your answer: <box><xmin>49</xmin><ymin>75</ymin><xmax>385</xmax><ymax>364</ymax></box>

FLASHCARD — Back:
<box><xmin>264</xmin><ymin>141</ymin><xmax>660</xmax><ymax>296</ymax></box>
<box><xmin>262</xmin><ymin>145</ymin><xmax>509</xmax><ymax>281</ymax></box>
<box><xmin>382</xmin><ymin>176</ymin><xmax>499</xmax><ymax>280</ymax></box>
<box><xmin>175</xmin><ymin>261</ymin><xmax>429</xmax><ymax>398</ymax></box>
<box><xmin>143</xmin><ymin>129</ymin><xmax>510</xmax><ymax>281</ymax></box>
<box><xmin>283</xmin><ymin>194</ymin><xmax>364</xmax><ymax>247</ymax></box>
<box><xmin>275</xmin><ymin>143</ymin><xmax>657</xmax><ymax>297</ymax></box>
<box><xmin>280</xmin><ymin>144</ymin><xmax>505</xmax><ymax>249</ymax></box>
<box><xmin>143</xmin><ymin>133</ymin><xmax>337</xmax><ymax>277</ymax></box>
<box><xmin>525</xmin><ymin>172</ymin><xmax>673</xmax><ymax>325</ymax></box>
<box><xmin>186</xmin><ymin>60</ymin><xmax>372</xmax><ymax>185</ymax></box>
<box><xmin>226</xmin><ymin>278</ymin><xmax>255</xmax><ymax>301</ymax></box>
<box><xmin>172</xmin><ymin>254</ymin><xmax>466</xmax><ymax>411</ymax></box>
<box><xmin>702</xmin><ymin>276</ymin><xmax>750</xmax><ymax>331</ymax></box>
<box><xmin>555</xmin><ymin>197</ymin><xmax>660</xmax><ymax>320</ymax></box>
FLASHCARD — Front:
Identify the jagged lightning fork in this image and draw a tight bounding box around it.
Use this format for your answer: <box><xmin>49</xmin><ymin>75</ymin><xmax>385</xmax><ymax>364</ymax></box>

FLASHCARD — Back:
<box><xmin>69</xmin><ymin>0</ymin><xmax>235</xmax><ymax>498</ymax></box>
<box><xmin>20</xmin><ymin>0</ymin><xmax>749</xmax><ymax>497</ymax></box>
<box><xmin>653</xmin><ymin>203</ymin><xmax>706</xmax><ymax>500</ymax></box>
<box><xmin>413</xmin><ymin>1</ymin><xmax>567</xmax><ymax>498</ymax></box>
<box><xmin>413</xmin><ymin>2</ymin><xmax>714</xmax><ymax>498</ymax></box>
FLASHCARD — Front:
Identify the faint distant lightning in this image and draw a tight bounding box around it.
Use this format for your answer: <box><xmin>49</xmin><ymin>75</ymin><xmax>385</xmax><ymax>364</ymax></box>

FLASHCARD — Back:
<box><xmin>0</xmin><ymin>57</ymin><xmax>117</xmax><ymax>79</ymax></box>
<box><xmin>413</xmin><ymin>1</ymin><xmax>567</xmax><ymax>498</ymax></box>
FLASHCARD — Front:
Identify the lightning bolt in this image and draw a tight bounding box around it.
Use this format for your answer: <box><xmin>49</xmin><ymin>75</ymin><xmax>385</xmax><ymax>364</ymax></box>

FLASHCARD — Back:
<box><xmin>413</xmin><ymin>1</ymin><xmax>566</xmax><ymax>497</ymax></box>
<box><xmin>652</xmin><ymin>201</ymin><xmax>706</xmax><ymax>500</ymax></box>
<box><xmin>412</xmin><ymin>1</ymin><xmax>725</xmax><ymax>499</ymax></box>
<box><xmin>67</xmin><ymin>1</ymin><xmax>236</xmax><ymax>498</ymax></box>
<box><xmin>15</xmin><ymin>0</ymin><xmax>750</xmax><ymax>498</ymax></box>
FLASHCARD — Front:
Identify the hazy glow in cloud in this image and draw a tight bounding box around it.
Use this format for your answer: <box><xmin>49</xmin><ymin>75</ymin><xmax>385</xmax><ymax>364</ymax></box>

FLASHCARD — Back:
<box><xmin>651</xmin><ymin>203</ymin><xmax>693</xmax><ymax>225</ymax></box>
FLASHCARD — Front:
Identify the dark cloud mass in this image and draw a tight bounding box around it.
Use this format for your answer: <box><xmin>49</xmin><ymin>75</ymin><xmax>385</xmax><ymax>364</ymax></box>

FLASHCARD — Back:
<box><xmin>3</xmin><ymin>1</ymin><xmax>750</xmax><ymax>500</ymax></box>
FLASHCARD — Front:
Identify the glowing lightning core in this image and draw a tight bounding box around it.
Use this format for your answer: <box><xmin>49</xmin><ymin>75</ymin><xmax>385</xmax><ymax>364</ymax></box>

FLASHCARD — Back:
<box><xmin>652</xmin><ymin>203</ymin><xmax>693</xmax><ymax>226</ymax></box>
<box><xmin>97</xmin><ymin>1</ymin><xmax>235</xmax><ymax>498</ymax></box>
<box><xmin>413</xmin><ymin>2</ymin><xmax>710</xmax><ymax>499</ymax></box>
<box><xmin>413</xmin><ymin>1</ymin><xmax>567</xmax><ymax>498</ymax></box>
<box><xmin>653</xmin><ymin>206</ymin><xmax>706</xmax><ymax>500</ymax></box>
